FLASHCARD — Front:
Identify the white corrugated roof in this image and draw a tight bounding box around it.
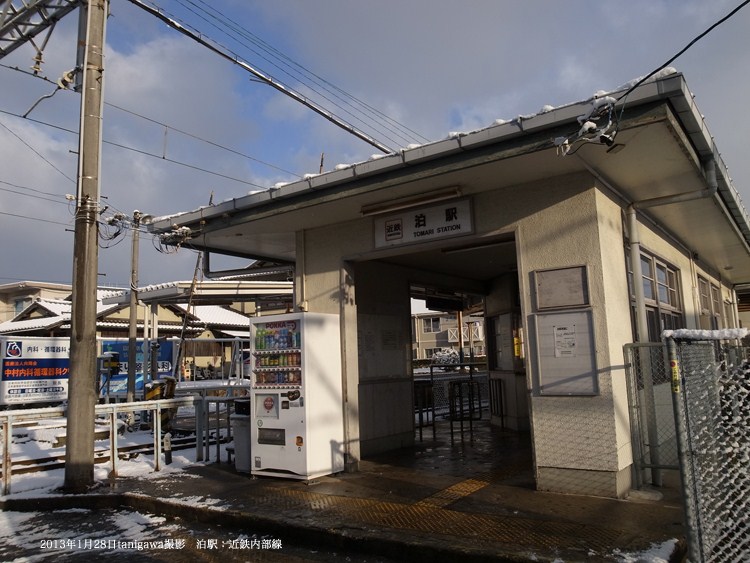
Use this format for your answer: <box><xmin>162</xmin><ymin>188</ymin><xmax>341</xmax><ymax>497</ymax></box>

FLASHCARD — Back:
<box><xmin>174</xmin><ymin>304</ymin><xmax>251</xmax><ymax>327</ymax></box>
<box><xmin>0</xmin><ymin>316</ymin><xmax>65</xmax><ymax>334</ymax></box>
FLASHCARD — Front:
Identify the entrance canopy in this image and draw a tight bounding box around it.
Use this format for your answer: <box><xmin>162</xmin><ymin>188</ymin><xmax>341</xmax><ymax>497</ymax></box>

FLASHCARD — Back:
<box><xmin>150</xmin><ymin>72</ymin><xmax>750</xmax><ymax>285</ymax></box>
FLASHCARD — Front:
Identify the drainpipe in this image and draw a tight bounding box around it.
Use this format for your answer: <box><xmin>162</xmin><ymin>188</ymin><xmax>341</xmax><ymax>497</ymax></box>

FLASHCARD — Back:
<box><xmin>297</xmin><ymin>230</ymin><xmax>309</xmax><ymax>312</ymax></box>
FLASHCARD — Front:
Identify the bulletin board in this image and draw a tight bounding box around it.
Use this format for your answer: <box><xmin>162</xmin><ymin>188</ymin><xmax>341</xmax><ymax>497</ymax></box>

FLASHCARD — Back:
<box><xmin>533</xmin><ymin>309</ymin><xmax>598</xmax><ymax>396</ymax></box>
<box><xmin>534</xmin><ymin>266</ymin><xmax>589</xmax><ymax>310</ymax></box>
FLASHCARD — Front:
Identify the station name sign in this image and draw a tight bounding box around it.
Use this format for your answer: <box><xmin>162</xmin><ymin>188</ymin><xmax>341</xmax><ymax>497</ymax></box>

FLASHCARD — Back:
<box><xmin>373</xmin><ymin>198</ymin><xmax>473</xmax><ymax>248</ymax></box>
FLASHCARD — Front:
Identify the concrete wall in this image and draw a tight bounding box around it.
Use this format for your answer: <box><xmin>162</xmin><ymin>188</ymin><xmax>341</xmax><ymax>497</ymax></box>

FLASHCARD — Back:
<box><xmin>354</xmin><ymin>261</ymin><xmax>414</xmax><ymax>456</ymax></box>
<box><xmin>495</xmin><ymin>176</ymin><xmax>636</xmax><ymax>498</ymax></box>
<box><xmin>296</xmin><ymin>222</ymin><xmax>416</xmax><ymax>462</ymax></box>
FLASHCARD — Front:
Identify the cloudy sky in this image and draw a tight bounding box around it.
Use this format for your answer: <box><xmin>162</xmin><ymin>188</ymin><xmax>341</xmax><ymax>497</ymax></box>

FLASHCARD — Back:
<box><xmin>1</xmin><ymin>0</ymin><xmax>749</xmax><ymax>289</ymax></box>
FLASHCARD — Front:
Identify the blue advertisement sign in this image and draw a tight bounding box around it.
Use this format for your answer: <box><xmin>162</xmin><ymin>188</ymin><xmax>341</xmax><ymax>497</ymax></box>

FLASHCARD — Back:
<box><xmin>100</xmin><ymin>340</ymin><xmax>173</xmax><ymax>396</ymax></box>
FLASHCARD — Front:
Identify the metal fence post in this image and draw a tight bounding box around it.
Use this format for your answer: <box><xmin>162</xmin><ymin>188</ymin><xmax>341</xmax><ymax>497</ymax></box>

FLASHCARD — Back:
<box><xmin>154</xmin><ymin>403</ymin><xmax>162</xmax><ymax>472</ymax></box>
<box><xmin>109</xmin><ymin>409</ymin><xmax>118</xmax><ymax>478</ymax></box>
<box><xmin>2</xmin><ymin>415</ymin><xmax>12</xmax><ymax>496</ymax></box>
<box><xmin>666</xmin><ymin>337</ymin><xmax>700</xmax><ymax>562</ymax></box>
<box><xmin>195</xmin><ymin>398</ymin><xmax>204</xmax><ymax>462</ymax></box>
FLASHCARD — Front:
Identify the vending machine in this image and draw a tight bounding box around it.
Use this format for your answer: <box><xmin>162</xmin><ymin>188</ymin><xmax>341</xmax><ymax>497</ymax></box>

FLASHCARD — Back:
<box><xmin>249</xmin><ymin>312</ymin><xmax>344</xmax><ymax>480</ymax></box>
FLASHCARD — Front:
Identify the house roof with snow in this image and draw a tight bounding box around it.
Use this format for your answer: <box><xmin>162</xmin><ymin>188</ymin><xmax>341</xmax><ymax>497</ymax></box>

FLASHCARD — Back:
<box><xmin>0</xmin><ymin>297</ymin><xmax>123</xmax><ymax>335</ymax></box>
<box><xmin>173</xmin><ymin>303</ymin><xmax>252</xmax><ymax>328</ymax></box>
<box><xmin>149</xmin><ymin>71</ymin><xmax>750</xmax><ymax>286</ymax></box>
<box><xmin>0</xmin><ymin>295</ymin><xmax>252</xmax><ymax>336</ymax></box>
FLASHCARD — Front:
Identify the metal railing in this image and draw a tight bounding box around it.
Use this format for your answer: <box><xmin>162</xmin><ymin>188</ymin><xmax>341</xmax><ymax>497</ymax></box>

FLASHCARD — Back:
<box><xmin>0</xmin><ymin>395</ymin><xmax>231</xmax><ymax>496</ymax></box>
<box><xmin>414</xmin><ymin>363</ymin><xmax>489</xmax><ymax>441</ymax></box>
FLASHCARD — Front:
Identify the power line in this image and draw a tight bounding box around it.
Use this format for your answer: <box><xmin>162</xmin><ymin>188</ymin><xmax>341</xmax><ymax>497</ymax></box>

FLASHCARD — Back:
<box><xmin>0</xmin><ymin>107</ymin><xmax>272</xmax><ymax>190</ymax></box>
<box><xmin>616</xmin><ymin>0</ymin><xmax>750</xmax><ymax>105</ymax></box>
<box><xmin>128</xmin><ymin>0</ymin><xmax>395</xmax><ymax>153</ymax></box>
<box><xmin>0</xmin><ymin>178</ymin><xmax>72</xmax><ymax>204</ymax></box>
<box><xmin>0</xmin><ymin>209</ymin><xmax>71</xmax><ymax>227</ymax></box>
<box><xmin>105</xmin><ymin>102</ymin><xmax>301</xmax><ymax>179</ymax></box>
<box><xmin>0</xmin><ymin>117</ymin><xmax>75</xmax><ymax>183</ymax></box>
<box><xmin>0</xmin><ymin>63</ymin><xmax>304</xmax><ymax>180</ymax></box>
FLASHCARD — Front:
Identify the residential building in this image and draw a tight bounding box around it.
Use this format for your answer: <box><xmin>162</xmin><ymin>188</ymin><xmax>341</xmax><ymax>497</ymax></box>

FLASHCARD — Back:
<box><xmin>412</xmin><ymin>312</ymin><xmax>485</xmax><ymax>361</ymax></box>
<box><xmin>0</xmin><ymin>281</ymin><xmax>73</xmax><ymax>323</ymax></box>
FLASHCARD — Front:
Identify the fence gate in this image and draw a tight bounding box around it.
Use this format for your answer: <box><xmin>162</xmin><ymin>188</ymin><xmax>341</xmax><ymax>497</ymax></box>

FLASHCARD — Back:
<box><xmin>624</xmin><ymin>342</ymin><xmax>679</xmax><ymax>488</ymax></box>
<box><xmin>665</xmin><ymin>336</ymin><xmax>750</xmax><ymax>563</ymax></box>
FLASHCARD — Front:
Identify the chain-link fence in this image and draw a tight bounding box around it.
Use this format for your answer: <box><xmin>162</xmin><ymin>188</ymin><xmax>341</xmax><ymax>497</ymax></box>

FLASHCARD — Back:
<box><xmin>666</xmin><ymin>337</ymin><xmax>750</xmax><ymax>563</ymax></box>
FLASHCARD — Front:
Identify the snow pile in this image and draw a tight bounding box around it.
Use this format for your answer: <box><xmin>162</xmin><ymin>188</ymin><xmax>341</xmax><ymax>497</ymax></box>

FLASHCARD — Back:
<box><xmin>612</xmin><ymin>539</ymin><xmax>678</xmax><ymax>562</ymax></box>
<box><xmin>662</xmin><ymin>328</ymin><xmax>748</xmax><ymax>340</ymax></box>
<box><xmin>614</xmin><ymin>67</ymin><xmax>678</xmax><ymax>93</ymax></box>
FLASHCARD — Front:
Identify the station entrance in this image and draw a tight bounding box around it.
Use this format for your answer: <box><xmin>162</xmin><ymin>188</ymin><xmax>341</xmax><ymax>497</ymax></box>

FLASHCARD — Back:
<box><xmin>350</xmin><ymin>233</ymin><xmax>533</xmax><ymax>483</ymax></box>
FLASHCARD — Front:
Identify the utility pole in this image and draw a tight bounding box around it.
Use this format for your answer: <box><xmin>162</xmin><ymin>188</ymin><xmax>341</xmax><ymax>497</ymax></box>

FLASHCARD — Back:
<box><xmin>126</xmin><ymin>211</ymin><xmax>144</xmax><ymax>404</ymax></box>
<box><xmin>64</xmin><ymin>0</ymin><xmax>108</xmax><ymax>493</ymax></box>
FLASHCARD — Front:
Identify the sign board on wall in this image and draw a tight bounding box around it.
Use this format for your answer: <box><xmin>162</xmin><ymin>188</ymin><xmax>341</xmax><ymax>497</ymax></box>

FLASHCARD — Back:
<box><xmin>533</xmin><ymin>310</ymin><xmax>598</xmax><ymax>396</ymax></box>
<box><xmin>534</xmin><ymin>266</ymin><xmax>589</xmax><ymax>310</ymax></box>
<box><xmin>0</xmin><ymin>337</ymin><xmax>69</xmax><ymax>405</ymax></box>
<box><xmin>373</xmin><ymin>198</ymin><xmax>473</xmax><ymax>248</ymax></box>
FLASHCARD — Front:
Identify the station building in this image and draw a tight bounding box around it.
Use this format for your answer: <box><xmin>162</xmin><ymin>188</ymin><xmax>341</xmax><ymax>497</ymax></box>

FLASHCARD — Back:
<box><xmin>151</xmin><ymin>72</ymin><xmax>750</xmax><ymax>498</ymax></box>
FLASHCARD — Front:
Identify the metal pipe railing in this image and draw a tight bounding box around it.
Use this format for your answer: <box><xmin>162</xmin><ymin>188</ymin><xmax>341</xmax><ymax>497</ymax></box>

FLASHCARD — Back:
<box><xmin>1</xmin><ymin>396</ymin><xmax>196</xmax><ymax>496</ymax></box>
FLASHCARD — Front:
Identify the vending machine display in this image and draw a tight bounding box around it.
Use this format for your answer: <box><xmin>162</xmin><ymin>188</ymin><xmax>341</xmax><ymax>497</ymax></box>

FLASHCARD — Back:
<box><xmin>249</xmin><ymin>312</ymin><xmax>344</xmax><ymax>480</ymax></box>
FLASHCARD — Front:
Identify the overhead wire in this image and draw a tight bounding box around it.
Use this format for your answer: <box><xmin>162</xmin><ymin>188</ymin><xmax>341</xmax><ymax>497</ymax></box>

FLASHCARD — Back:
<box><xmin>172</xmin><ymin>0</ymin><xmax>428</xmax><ymax>148</ymax></box>
<box><xmin>0</xmin><ymin>62</ymin><xmax>303</xmax><ymax>182</ymax></box>
<box><xmin>0</xmin><ymin>117</ymin><xmax>75</xmax><ymax>183</ymax></box>
<box><xmin>0</xmin><ymin>209</ymin><xmax>71</xmax><ymax>227</ymax></box>
<box><xmin>614</xmin><ymin>0</ymin><xmax>750</xmax><ymax>122</ymax></box>
<box><xmin>0</xmin><ymin>179</ymin><xmax>73</xmax><ymax>207</ymax></box>
<box><xmin>555</xmin><ymin>0</ymin><xmax>750</xmax><ymax>157</ymax></box>
<box><xmin>0</xmin><ymin>106</ymin><xmax>272</xmax><ymax>190</ymax></box>
<box><xmin>134</xmin><ymin>0</ymin><xmax>421</xmax><ymax>152</ymax></box>
<box><xmin>105</xmin><ymin>102</ymin><xmax>302</xmax><ymax>178</ymax></box>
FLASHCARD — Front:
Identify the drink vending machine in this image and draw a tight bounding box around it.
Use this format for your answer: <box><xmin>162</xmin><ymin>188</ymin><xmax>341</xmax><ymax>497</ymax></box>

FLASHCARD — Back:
<box><xmin>249</xmin><ymin>312</ymin><xmax>344</xmax><ymax>480</ymax></box>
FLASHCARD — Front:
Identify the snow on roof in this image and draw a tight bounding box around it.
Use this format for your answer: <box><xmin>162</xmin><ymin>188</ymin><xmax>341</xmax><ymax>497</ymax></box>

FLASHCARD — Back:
<box><xmin>173</xmin><ymin>304</ymin><xmax>251</xmax><ymax>327</ymax></box>
<box><xmin>33</xmin><ymin>298</ymin><xmax>71</xmax><ymax>316</ymax></box>
<box><xmin>151</xmin><ymin>68</ymin><xmax>687</xmax><ymax>227</ymax></box>
<box><xmin>0</xmin><ymin>316</ymin><xmax>66</xmax><ymax>334</ymax></box>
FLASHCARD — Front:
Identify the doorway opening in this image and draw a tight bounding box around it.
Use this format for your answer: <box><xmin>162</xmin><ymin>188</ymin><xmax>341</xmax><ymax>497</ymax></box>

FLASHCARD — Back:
<box><xmin>352</xmin><ymin>233</ymin><xmax>534</xmax><ymax>486</ymax></box>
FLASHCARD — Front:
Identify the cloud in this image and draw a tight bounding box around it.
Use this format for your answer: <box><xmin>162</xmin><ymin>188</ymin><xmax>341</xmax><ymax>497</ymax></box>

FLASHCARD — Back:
<box><xmin>2</xmin><ymin>1</ymin><xmax>750</xmax><ymax>287</ymax></box>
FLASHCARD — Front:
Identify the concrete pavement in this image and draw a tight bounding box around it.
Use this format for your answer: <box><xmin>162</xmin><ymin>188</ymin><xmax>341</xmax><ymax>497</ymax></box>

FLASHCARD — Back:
<box><xmin>2</xmin><ymin>420</ymin><xmax>686</xmax><ymax>562</ymax></box>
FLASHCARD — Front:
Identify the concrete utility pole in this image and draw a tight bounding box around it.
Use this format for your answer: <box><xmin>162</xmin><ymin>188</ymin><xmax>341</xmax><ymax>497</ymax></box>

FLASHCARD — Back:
<box><xmin>127</xmin><ymin>211</ymin><xmax>144</xmax><ymax>404</ymax></box>
<box><xmin>64</xmin><ymin>0</ymin><xmax>108</xmax><ymax>493</ymax></box>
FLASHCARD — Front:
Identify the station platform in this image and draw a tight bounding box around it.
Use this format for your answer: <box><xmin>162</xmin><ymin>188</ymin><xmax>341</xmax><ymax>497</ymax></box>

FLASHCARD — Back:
<box><xmin>5</xmin><ymin>418</ymin><xmax>687</xmax><ymax>562</ymax></box>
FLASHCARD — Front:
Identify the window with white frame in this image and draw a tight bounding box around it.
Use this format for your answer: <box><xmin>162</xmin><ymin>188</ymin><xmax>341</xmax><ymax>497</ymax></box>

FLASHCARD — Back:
<box><xmin>697</xmin><ymin>276</ymin><xmax>722</xmax><ymax>330</ymax></box>
<box><xmin>627</xmin><ymin>252</ymin><xmax>684</xmax><ymax>341</ymax></box>
<box><xmin>422</xmin><ymin>317</ymin><xmax>441</xmax><ymax>333</ymax></box>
